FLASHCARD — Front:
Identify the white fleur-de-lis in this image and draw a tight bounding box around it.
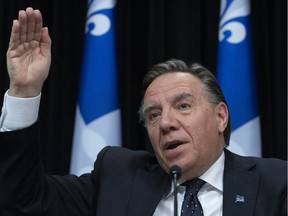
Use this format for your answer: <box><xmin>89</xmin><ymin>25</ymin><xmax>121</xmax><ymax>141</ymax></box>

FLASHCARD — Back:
<box><xmin>85</xmin><ymin>0</ymin><xmax>117</xmax><ymax>36</ymax></box>
<box><xmin>219</xmin><ymin>0</ymin><xmax>250</xmax><ymax>44</ymax></box>
<box><xmin>235</xmin><ymin>195</ymin><xmax>245</xmax><ymax>203</ymax></box>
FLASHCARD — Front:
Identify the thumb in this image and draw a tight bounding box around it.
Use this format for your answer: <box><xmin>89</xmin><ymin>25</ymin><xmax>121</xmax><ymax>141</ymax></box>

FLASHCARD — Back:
<box><xmin>40</xmin><ymin>27</ymin><xmax>52</xmax><ymax>56</ymax></box>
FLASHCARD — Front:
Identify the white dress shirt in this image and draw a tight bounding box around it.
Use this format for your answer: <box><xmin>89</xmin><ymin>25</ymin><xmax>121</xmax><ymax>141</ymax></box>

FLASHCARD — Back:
<box><xmin>0</xmin><ymin>92</ymin><xmax>224</xmax><ymax>215</ymax></box>
<box><xmin>154</xmin><ymin>152</ymin><xmax>224</xmax><ymax>216</ymax></box>
<box><xmin>0</xmin><ymin>91</ymin><xmax>40</xmax><ymax>131</ymax></box>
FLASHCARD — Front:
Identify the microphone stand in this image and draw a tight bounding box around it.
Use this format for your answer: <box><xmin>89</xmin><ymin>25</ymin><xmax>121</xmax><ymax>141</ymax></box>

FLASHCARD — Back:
<box><xmin>172</xmin><ymin>172</ymin><xmax>179</xmax><ymax>216</ymax></box>
<box><xmin>169</xmin><ymin>165</ymin><xmax>182</xmax><ymax>216</ymax></box>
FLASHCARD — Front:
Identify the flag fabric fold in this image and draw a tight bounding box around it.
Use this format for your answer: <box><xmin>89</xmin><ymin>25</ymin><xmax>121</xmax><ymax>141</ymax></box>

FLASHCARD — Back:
<box><xmin>70</xmin><ymin>0</ymin><xmax>121</xmax><ymax>175</ymax></box>
<box><xmin>217</xmin><ymin>0</ymin><xmax>261</xmax><ymax>156</ymax></box>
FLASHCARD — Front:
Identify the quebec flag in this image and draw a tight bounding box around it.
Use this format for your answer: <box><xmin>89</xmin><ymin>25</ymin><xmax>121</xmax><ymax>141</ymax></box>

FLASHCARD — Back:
<box><xmin>70</xmin><ymin>0</ymin><xmax>121</xmax><ymax>175</ymax></box>
<box><xmin>217</xmin><ymin>0</ymin><xmax>261</xmax><ymax>156</ymax></box>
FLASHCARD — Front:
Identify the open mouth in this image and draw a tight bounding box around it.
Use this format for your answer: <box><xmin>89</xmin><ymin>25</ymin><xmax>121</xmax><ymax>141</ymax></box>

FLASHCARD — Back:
<box><xmin>165</xmin><ymin>141</ymin><xmax>184</xmax><ymax>150</ymax></box>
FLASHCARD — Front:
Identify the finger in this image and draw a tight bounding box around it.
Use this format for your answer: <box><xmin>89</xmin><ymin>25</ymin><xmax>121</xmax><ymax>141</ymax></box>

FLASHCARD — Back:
<box><xmin>33</xmin><ymin>9</ymin><xmax>43</xmax><ymax>41</ymax></box>
<box><xmin>26</xmin><ymin>7</ymin><xmax>36</xmax><ymax>42</ymax></box>
<box><xmin>18</xmin><ymin>10</ymin><xmax>27</xmax><ymax>43</ymax></box>
<box><xmin>40</xmin><ymin>27</ymin><xmax>52</xmax><ymax>54</ymax></box>
<box><xmin>7</xmin><ymin>20</ymin><xmax>20</xmax><ymax>51</ymax></box>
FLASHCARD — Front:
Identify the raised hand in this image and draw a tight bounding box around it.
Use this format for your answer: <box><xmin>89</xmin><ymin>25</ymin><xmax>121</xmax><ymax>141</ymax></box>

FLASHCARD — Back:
<box><xmin>6</xmin><ymin>7</ymin><xmax>52</xmax><ymax>98</ymax></box>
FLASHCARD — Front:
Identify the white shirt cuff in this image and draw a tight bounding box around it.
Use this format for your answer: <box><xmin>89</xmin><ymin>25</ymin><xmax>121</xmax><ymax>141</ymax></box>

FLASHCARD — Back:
<box><xmin>0</xmin><ymin>91</ymin><xmax>41</xmax><ymax>131</ymax></box>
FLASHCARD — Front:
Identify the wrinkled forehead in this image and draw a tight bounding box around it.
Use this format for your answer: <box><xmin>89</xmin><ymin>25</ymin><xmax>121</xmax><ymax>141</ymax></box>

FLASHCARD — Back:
<box><xmin>143</xmin><ymin>72</ymin><xmax>202</xmax><ymax>101</ymax></box>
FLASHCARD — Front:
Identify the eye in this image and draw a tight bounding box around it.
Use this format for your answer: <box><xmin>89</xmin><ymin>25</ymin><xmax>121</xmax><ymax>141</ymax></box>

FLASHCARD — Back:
<box><xmin>145</xmin><ymin>110</ymin><xmax>161</xmax><ymax>125</ymax></box>
<box><xmin>178</xmin><ymin>103</ymin><xmax>190</xmax><ymax>110</ymax></box>
<box><xmin>149</xmin><ymin>112</ymin><xmax>160</xmax><ymax>120</ymax></box>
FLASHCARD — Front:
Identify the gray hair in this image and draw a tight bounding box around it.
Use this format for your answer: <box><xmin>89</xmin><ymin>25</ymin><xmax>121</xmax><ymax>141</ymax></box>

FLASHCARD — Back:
<box><xmin>138</xmin><ymin>59</ymin><xmax>231</xmax><ymax>146</ymax></box>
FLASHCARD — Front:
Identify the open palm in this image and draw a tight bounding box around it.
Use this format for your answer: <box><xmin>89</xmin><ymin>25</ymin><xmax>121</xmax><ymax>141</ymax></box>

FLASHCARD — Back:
<box><xmin>7</xmin><ymin>7</ymin><xmax>51</xmax><ymax>97</ymax></box>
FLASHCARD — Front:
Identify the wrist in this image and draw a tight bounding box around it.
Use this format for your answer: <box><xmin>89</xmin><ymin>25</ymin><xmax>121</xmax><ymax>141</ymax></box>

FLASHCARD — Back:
<box><xmin>8</xmin><ymin>85</ymin><xmax>42</xmax><ymax>98</ymax></box>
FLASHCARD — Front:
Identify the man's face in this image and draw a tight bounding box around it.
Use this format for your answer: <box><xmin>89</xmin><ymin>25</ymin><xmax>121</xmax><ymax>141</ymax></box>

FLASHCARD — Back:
<box><xmin>143</xmin><ymin>72</ymin><xmax>228</xmax><ymax>181</ymax></box>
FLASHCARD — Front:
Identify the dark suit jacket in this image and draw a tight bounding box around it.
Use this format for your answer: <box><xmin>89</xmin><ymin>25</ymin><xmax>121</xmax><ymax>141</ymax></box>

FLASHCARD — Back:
<box><xmin>0</xmin><ymin>122</ymin><xmax>286</xmax><ymax>216</ymax></box>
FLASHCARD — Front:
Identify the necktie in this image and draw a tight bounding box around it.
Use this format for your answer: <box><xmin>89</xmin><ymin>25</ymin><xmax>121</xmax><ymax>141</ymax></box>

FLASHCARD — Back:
<box><xmin>181</xmin><ymin>178</ymin><xmax>206</xmax><ymax>216</ymax></box>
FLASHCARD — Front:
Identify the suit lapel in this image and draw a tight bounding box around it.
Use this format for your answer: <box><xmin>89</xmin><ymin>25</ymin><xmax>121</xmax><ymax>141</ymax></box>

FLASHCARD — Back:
<box><xmin>128</xmin><ymin>165</ymin><xmax>170</xmax><ymax>216</ymax></box>
<box><xmin>223</xmin><ymin>149</ymin><xmax>259</xmax><ymax>216</ymax></box>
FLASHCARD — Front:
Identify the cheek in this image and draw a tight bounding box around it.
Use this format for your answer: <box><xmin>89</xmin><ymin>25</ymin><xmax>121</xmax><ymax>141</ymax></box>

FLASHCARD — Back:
<box><xmin>147</xmin><ymin>128</ymin><xmax>159</xmax><ymax>149</ymax></box>
<box><xmin>199</xmin><ymin>109</ymin><xmax>219</xmax><ymax>131</ymax></box>
<box><xmin>183</xmin><ymin>117</ymin><xmax>205</xmax><ymax>137</ymax></box>
<box><xmin>184</xmin><ymin>114</ymin><xmax>218</xmax><ymax>144</ymax></box>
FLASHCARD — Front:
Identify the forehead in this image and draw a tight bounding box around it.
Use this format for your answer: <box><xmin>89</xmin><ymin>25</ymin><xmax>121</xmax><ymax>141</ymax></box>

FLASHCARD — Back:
<box><xmin>144</xmin><ymin>72</ymin><xmax>202</xmax><ymax>101</ymax></box>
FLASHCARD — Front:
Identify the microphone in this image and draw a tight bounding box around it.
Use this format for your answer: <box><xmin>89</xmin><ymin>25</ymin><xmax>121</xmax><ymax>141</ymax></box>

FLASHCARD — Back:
<box><xmin>169</xmin><ymin>165</ymin><xmax>182</xmax><ymax>216</ymax></box>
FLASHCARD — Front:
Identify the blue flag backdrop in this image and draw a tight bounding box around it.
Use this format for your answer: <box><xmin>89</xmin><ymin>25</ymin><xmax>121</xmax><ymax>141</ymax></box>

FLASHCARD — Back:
<box><xmin>217</xmin><ymin>0</ymin><xmax>261</xmax><ymax>156</ymax></box>
<box><xmin>70</xmin><ymin>0</ymin><xmax>121</xmax><ymax>175</ymax></box>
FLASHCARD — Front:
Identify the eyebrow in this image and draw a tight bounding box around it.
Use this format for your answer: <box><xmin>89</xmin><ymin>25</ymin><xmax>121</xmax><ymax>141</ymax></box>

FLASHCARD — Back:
<box><xmin>140</xmin><ymin>92</ymin><xmax>195</xmax><ymax>118</ymax></box>
<box><xmin>172</xmin><ymin>92</ymin><xmax>195</xmax><ymax>103</ymax></box>
<box><xmin>140</xmin><ymin>103</ymin><xmax>159</xmax><ymax>119</ymax></box>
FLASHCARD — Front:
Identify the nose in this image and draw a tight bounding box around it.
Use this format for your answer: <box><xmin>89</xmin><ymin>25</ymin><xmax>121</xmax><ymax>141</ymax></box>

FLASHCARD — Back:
<box><xmin>159</xmin><ymin>109</ymin><xmax>179</xmax><ymax>134</ymax></box>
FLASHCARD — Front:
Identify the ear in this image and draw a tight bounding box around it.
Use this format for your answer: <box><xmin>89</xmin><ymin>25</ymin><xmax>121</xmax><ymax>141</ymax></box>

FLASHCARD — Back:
<box><xmin>215</xmin><ymin>102</ymin><xmax>229</xmax><ymax>133</ymax></box>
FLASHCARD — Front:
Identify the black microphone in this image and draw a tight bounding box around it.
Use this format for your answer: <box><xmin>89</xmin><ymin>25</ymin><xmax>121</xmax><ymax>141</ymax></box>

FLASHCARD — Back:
<box><xmin>169</xmin><ymin>165</ymin><xmax>182</xmax><ymax>216</ymax></box>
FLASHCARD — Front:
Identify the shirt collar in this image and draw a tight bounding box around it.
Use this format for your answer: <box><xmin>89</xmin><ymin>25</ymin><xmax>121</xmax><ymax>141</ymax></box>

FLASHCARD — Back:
<box><xmin>200</xmin><ymin>151</ymin><xmax>224</xmax><ymax>192</ymax></box>
<box><xmin>165</xmin><ymin>151</ymin><xmax>225</xmax><ymax>197</ymax></box>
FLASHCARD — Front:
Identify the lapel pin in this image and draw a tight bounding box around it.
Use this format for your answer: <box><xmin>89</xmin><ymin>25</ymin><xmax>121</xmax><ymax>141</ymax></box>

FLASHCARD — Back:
<box><xmin>235</xmin><ymin>195</ymin><xmax>245</xmax><ymax>203</ymax></box>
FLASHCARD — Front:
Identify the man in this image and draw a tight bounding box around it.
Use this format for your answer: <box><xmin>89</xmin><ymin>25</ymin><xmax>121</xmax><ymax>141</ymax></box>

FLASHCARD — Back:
<box><xmin>0</xmin><ymin>7</ymin><xmax>286</xmax><ymax>216</ymax></box>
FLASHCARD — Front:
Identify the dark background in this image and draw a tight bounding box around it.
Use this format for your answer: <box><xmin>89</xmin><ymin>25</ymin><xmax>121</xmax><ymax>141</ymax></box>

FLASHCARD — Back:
<box><xmin>0</xmin><ymin>1</ymin><xmax>286</xmax><ymax>214</ymax></box>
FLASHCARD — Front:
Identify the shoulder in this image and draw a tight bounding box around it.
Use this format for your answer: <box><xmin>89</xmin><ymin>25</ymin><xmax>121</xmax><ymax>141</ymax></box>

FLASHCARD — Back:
<box><xmin>225</xmin><ymin>148</ymin><xmax>287</xmax><ymax>171</ymax></box>
<box><xmin>224</xmin><ymin>149</ymin><xmax>287</xmax><ymax>215</ymax></box>
<box><xmin>94</xmin><ymin>146</ymin><xmax>158</xmax><ymax>172</ymax></box>
<box><xmin>224</xmin><ymin>148</ymin><xmax>287</xmax><ymax>185</ymax></box>
<box><xmin>98</xmin><ymin>146</ymin><xmax>156</xmax><ymax>163</ymax></box>
<box><xmin>91</xmin><ymin>146</ymin><xmax>162</xmax><ymax>192</ymax></box>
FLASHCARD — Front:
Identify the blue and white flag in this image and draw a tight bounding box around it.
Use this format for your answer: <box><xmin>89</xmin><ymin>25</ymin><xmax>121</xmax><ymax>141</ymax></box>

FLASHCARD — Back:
<box><xmin>217</xmin><ymin>0</ymin><xmax>261</xmax><ymax>156</ymax></box>
<box><xmin>70</xmin><ymin>0</ymin><xmax>121</xmax><ymax>175</ymax></box>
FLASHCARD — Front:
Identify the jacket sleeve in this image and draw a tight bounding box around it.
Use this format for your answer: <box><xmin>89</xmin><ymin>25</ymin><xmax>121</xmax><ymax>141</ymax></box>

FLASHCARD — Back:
<box><xmin>0</xmin><ymin>122</ymin><xmax>95</xmax><ymax>216</ymax></box>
